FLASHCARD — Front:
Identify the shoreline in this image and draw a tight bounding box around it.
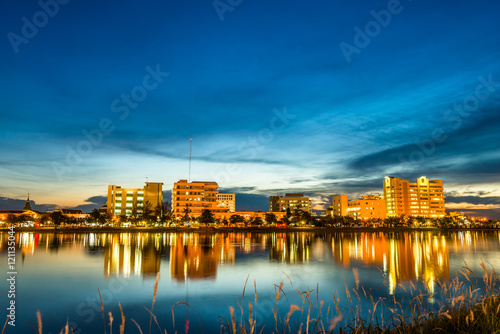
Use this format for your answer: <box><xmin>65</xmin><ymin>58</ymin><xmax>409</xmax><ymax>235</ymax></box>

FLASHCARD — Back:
<box><xmin>0</xmin><ymin>226</ymin><xmax>498</xmax><ymax>233</ymax></box>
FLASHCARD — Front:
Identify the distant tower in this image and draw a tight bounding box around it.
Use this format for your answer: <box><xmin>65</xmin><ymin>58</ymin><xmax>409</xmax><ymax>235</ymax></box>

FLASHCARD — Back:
<box><xmin>23</xmin><ymin>194</ymin><xmax>32</xmax><ymax>211</ymax></box>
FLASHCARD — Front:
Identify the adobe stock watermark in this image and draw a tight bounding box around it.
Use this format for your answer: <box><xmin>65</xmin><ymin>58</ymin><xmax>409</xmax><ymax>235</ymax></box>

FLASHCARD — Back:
<box><xmin>399</xmin><ymin>74</ymin><xmax>500</xmax><ymax>168</ymax></box>
<box><xmin>213</xmin><ymin>0</ymin><xmax>243</xmax><ymax>21</ymax></box>
<box><xmin>52</xmin><ymin>65</ymin><xmax>169</xmax><ymax>181</ymax></box>
<box><xmin>6</xmin><ymin>226</ymin><xmax>17</xmax><ymax>327</ymax></box>
<box><xmin>7</xmin><ymin>0</ymin><xmax>71</xmax><ymax>54</ymax></box>
<box><xmin>339</xmin><ymin>0</ymin><xmax>407</xmax><ymax>64</ymax></box>
<box><xmin>209</xmin><ymin>106</ymin><xmax>295</xmax><ymax>184</ymax></box>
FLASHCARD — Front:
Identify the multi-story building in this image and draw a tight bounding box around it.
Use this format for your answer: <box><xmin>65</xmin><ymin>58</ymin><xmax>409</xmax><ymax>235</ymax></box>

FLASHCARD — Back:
<box><xmin>347</xmin><ymin>195</ymin><xmax>386</xmax><ymax>220</ymax></box>
<box><xmin>269</xmin><ymin>193</ymin><xmax>312</xmax><ymax>214</ymax></box>
<box><xmin>172</xmin><ymin>180</ymin><xmax>228</xmax><ymax>218</ymax></box>
<box><xmin>107</xmin><ymin>182</ymin><xmax>163</xmax><ymax>217</ymax></box>
<box><xmin>383</xmin><ymin>176</ymin><xmax>445</xmax><ymax>218</ymax></box>
<box><xmin>328</xmin><ymin>195</ymin><xmax>348</xmax><ymax>216</ymax></box>
<box><xmin>217</xmin><ymin>193</ymin><xmax>235</xmax><ymax>212</ymax></box>
<box><xmin>327</xmin><ymin>194</ymin><xmax>386</xmax><ymax>220</ymax></box>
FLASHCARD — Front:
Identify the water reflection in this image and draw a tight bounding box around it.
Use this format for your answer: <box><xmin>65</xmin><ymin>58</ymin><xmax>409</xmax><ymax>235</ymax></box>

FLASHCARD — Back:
<box><xmin>170</xmin><ymin>233</ymin><xmax>235</xmax><ymax>281</ymax></box>
<box><xmin>1</xmin><ymin>230</ymin><xmax>499</xmax><ymax>291</ymax></box>
<box><xmin>332</xmin><ymin>233</ymin><xmax>449</xmax><ymax>294</ymax></box>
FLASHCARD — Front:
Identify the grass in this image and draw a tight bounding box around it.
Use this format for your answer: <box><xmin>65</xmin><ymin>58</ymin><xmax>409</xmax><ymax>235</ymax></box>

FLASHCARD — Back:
<box><xmin>4</xmin><ymin>262</ymin><xmax>500</xmax><ymax>334</ymax></box>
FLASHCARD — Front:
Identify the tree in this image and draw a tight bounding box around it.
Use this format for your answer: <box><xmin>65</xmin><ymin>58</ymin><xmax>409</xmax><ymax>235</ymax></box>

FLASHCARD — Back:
<box><xmin>251</xmin><ymin>216</ymin><xmax>263</xmax><ymax>226</ymax></box>
<box><xmin>89</xmin><ymin>208</ymin><xmax>102</xmax><ymax>223</ymax></box>
<box><xmin>181</xmin><ymin>206</ymin><xmax>190</xmax><ymax>223</ymax></box>
<box><xmin>291</xmin><ymin>208</ymin><xmax>303</xmax><ymax>225</ymax></box>
<box><xmin>154</xmin><ymin>203</ymin><xmax>163</xmax><ymax>221</ymax></box>
<box><xmin>142</xmin><ymin>201</ymin><xmax>154</xmax><ymax>224</ymax></box>
<box><xmin>199</xmin><ymin>209</ymin><xmax>215</xmax><ymax>225</ymax></box>
<box><xmin>265</xmin><ymin>213</ymin><xmax>277</xmax><ymax>225</ymax></box>
<box><xmin>162</xmin><ymin>200</ymin><xmax>172</xmax><ymax>222</ymax></box>
<box><xmin>50</xmin><ymin>211</ymin><xmax>65</xmax><ymax>227</ymax></box>
<box><xmin>117</xmin><ymin>215</ymin><xmax>127</xmax><ymax>226</ymax></box>
<box><xmin>6</xmin><ymin>214</ymin><xmax>20</xmax><ymax>225</ymax></box>
<box><xmin>279</xmin><ymin>216</ymin><xmax>289</xmax><ymax>226</ymax></box>
<box><xmin>316</xmin><ymin>215</ymin><xmax>334</xmax><ymax>227</ymax></box>
<box><xmin>130</xmin><ymin>203</ymin><xmax>140</xmax><ymax>226</ymax></box>
<box><xmin>384</xmin><ymin>216</ymin><xmax>399</xmax><ymax>227</ymax></box>
<box><xmin>39</xmin><ymin>214</ymin><xmax>50</xmax><ymax>226</ymax></box>
<box><xmin>229</xmin><ymin>214</ymin><xmax>245</xmax><ymax>226</ymax></box>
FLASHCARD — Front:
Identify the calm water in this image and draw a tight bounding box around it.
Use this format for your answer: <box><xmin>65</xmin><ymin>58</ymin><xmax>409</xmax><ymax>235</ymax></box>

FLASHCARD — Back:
<box><xmin>1</xmin><ymin>230</ymin><xmax>500</xmax><ymax>333</ymax></box>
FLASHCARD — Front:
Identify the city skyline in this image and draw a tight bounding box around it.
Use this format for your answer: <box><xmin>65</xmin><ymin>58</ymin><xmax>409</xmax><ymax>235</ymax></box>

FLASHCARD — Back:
<box><xmin>1</xmin><ymin>0</ymin><xmax>500</xmax><ymax>218</ymax></box>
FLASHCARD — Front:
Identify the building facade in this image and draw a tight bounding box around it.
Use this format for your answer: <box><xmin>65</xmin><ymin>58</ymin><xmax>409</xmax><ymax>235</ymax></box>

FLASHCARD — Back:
<box><xmin>347</xmin><ymin>195</ymin><xmax>386</xmax><ymax>220</ymax></box>
<box><xmin>214</xmin><ymin>211</ymin><xmax>286</xmax><ymax>222</ymax></box>
<box><xmin>269</xmin><ymin>193</ymin><xmax>312</xmax><ymax>214</ymax></box>
<box><xmin>328</xmin><ymin>195</ymin><xmax>348</xmax><ymax>216</ymax></box>
<box><xmin>383</xmin><ymin>176</ymin><xmax>445</xmax><ymax>218</ymax></box>
<box><xmin>217</xmin><ymin>193</ymin><xmax>236</xmax><ymax>212</ymax></box>
<box><xmin>107</xmin><ymin>182</ymin><xmax>163</xmax><ymax>217</ymax></box>
<box><xmin>172</xmin><ymin>180</ymin><xmax>228</xmax><ymax>218</ymax></box>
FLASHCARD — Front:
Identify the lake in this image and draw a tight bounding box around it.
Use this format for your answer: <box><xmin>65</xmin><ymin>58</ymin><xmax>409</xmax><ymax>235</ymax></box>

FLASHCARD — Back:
<box><xmin>1</xmin><ymin>230</ymin><xmax>499</xmax><ymax>333</ymax></box>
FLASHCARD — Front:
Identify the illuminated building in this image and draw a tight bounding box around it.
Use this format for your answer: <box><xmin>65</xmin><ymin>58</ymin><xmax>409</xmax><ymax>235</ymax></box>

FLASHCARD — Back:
<box><xmin>217</xmin><ymin>193</ymin><xmax>236</xmax><ymax>212</ymax></box>
<box><xmin>347</xmin><ymin>195</ymin><xmax>386</xmax><ymax>220</ymax></box>
<box><xmin>0</xmin><ymin>195</ymin><xmax>40</xmax><ymax>222</ymax></box>
<box><xmin>172</xmin><ymin>180</ymin><xmax>228</xmax><ymax>218</ymax></box>
<box><xmin>327</xmin><ymin>194</ymin><xmax>386</xmax><ymax>221</ymax></box>
<box><xmin>268</xmin><ymin>193</ymin><xmax>312</xmax><ymax>214</ymax></box>
<box><xmin>383</xmin><ymin>176</ymin><xmax>445</xmax><ymax>217</ymax></box>
<box><xmin>328</xmin><ymin>195</ymin><xmax>348</xmax><ymax>216</ymax></box>
<box><xmin>107</xmin><ymin>182</ymin><xmax>163</xmax><ymax>217</ymax></box>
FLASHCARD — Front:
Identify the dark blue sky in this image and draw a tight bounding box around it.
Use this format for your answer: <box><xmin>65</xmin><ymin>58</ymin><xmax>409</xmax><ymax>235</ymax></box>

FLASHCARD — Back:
<box><xmin>1</xmin><ymin>0</ymin><xmax>499</xmax><ymax>217</ymax></box>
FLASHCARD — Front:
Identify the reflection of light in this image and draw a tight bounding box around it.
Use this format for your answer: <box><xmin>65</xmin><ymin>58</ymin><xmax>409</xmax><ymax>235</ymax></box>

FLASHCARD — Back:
<box><xmin>135</xmin><ymin>248</ymin><xmax>141</xmax><ymax>276</ymax></box>
<box><xmin>123</xmin><ymin>245</ymin><xmax>131</xmax><ymax>277</ymax></box>
<box><xmin>388</xmin><ymin>239</ymin><xmax>396</xmax><ymax>295</ymax></box>
<box><xmin>383</xmin><ymin>253</ymin><xmax>387</xmax><ymax>273</ymax></box>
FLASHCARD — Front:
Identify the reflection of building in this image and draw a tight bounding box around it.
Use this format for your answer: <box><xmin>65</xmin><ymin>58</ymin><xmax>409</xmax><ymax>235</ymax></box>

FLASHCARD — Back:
<box><xmin>331</xmin><ymin>232</ymin><xmax>449</xmax><ymax>294</ymax></box>
<box><xmin>107</xmin><ymin>182</ymin><xmax>163</xmax><ymax>217</ymax></box>
<box><xmin>269</xmin><ymin>233</ymin><xmax>311</xmax><ymax>263</ymax></box>
<box><xmin>217</xmin><ymin>193</ymin><xmax>236</xmax><ymax>212</ymax></box>
<box><xmin>103</xmin><ymin>234</ymin><xmax>162</xmax><ymax>277</ymax></box>
<box><xmin>383</xmin><ymin>176</ymin><xmax>445</xmax><ymax>218</ymax></box>
<box><xmin>172</xmin><ymin>180</ymin><xmax>228</xmax><ymax>218</ymax></box>
<box><xmin>169</xmin><ymin>234</ymin><xmax>235</xmax><ymax>281</ymax></box>
<box><xmin>269</xmin><ymin>193</ymin><xmax>312</xmax><ymax>214</ymax></box>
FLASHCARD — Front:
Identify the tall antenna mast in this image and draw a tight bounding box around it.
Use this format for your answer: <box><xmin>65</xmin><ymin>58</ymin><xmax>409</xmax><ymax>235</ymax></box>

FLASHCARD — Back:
<box><xmin>189</xmin><ymin>138</ymin><xmax>192</xmax><ymax>182</ymax></box>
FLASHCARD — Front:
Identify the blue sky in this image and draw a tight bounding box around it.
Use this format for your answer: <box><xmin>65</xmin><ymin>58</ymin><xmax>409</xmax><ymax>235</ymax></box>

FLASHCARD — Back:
<box><xmin>1</xmin><ymin>0</ymin><xmax>500</xmax><ymax>217</ymax></box>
